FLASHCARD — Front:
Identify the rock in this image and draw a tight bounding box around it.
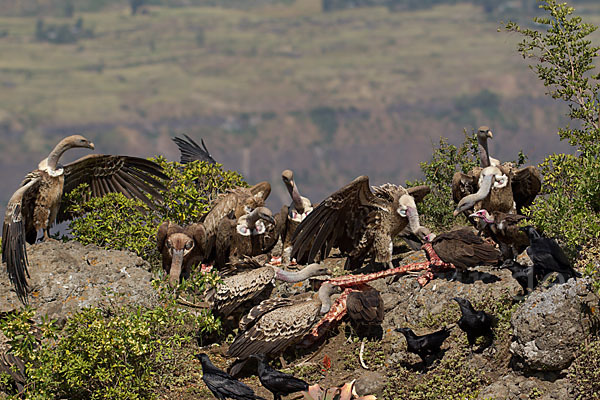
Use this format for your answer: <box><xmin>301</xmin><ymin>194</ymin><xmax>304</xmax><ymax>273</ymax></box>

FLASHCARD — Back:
<box><xmin>0</xmin><ymin>240</ymin><xmax>159</xmax><ymax>322</ymax></box>
<box><xmin>510</xmin><ymin>278</ymin><xmax>599</xmax><ymax>372</ymax></box>
<box><xmin>477</xmin><ymin>372</ymin><xmax>574</xmax><ymax>400</ymax></box>
<box><xmin>354</xmin><ymin>370</ymin><xmax>387</xmax><ymax>397</ymax></box>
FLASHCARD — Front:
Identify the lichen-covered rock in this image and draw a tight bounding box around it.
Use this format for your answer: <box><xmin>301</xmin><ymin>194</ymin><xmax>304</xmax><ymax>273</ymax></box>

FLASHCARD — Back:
<box><xmin>476</xmin><ymin>372</ymin><xmax>574</xmax><ymax>400</ymax></box>
<box><xmin>354</xmin><ymin>370</ymin><xmax>387</xmax><ymax>397</ymax></box>
<box><xmin>510</xmin><ymin>278</ymin><xmax>599</xmax><ymax>372</ymax></box>
<box><xmin>0</xmin><ymin>240</ymin><xmax>159</xmax><ymax>322</ymax></box>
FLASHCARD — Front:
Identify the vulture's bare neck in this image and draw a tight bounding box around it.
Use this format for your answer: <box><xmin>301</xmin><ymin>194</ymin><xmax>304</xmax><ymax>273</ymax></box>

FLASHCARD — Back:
<box><xmin>286</xmin><ymin>180</ymin><xmax>305</xmax><ymax>213</ymax></box>
<box><xmin>478</xmin><ymin>136</ymin><xmax>491</xmax><ymax>168</ymax></box>
<box><xmin>45</xmin><ymin>138</ymin><xmax>76</xmax><ymax>170</ymax></box>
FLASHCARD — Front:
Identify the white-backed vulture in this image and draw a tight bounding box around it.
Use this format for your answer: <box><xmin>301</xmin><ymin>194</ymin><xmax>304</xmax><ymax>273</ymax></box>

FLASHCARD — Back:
<box><xmin>157</xmin><ymin>221</ymin><xmax>206</xmax><ymax>286</ymax></box>
<box><xmin>291</xmin><ymin>176</ymin><xmax>430</xmax><ymax>269</ymax></box>
<box><xmin>452</xmin><ymin>126</ymin><xmax>542</xmax><ymax>215</ymax></box>
<box><xmin>172</xmin><ymin>134</ymin><xmax>217</xmax><ymax>165</ymax></box>
<box><xmin>201</xmin><ymin>181</ymin><xmax>271</xmax><ymax>263</ymax></box>
<box><xmin>214</xmin><ymin>206</ymin><xmax>282</xmax><ymax>268</ymax></box>
<box><xmin>2</xmin><ymin>135</ymin><xmax>168</xmax><ymax>303</ymax></box>
<box><xmin>278</xmin><ymin>169</ymin><xmax>315</xmax><ymax>263</ymax></box>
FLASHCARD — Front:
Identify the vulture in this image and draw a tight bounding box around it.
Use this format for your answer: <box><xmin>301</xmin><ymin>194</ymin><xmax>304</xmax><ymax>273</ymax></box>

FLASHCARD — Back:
<box><xmin>278</xmin><ymin>170</ymin><xmax>315</xmax><ymax>264</ymax></box>
<box><xmin>416</xmin><ymin>227</ymin><xmax>502</xmax><ymax>277</ymax></box>
<box><xmin>201</xmin><ymin>181</ymin><xmax>271</xmax><ymax>263</ymax></box>
<box><xmin>2</xmin><ymin>135</ymin><xmax>167</xmax><ymax>303</ymax></box>
<box><xmin>204</xmin><ymin>260</ymin><xmax>329</xmax><ymax>319</ymax></box>
<box><xmin>452</xmin><ymin>126</ymin><xmax>542</xmax><ymax>216</ymax></box>
<box><xmin>157</xmin><ymin>221</ymin><xmax>206</xmax><ymax>286</ymax></box>
<box><xmin>215</xmin><ymin>206</ymin><xmax>282</xmax><ymax>268</ymax></box>
<box><xmin>226</xmin><ymin>283</ymin><xmax>338</xmax><ymax>374</ymax></box>
<box><xmin>172</xmin><ymin>134</ymin><xmax>217</xmax><ymax>164</ymax></box>
<box><xmin>346</xmin><ymin>285</ymin><xmax>384</xmax><ymax>332</ymax></box>
<box><xmin>291</xmin><ymin>176</ymin><xmax>430</xmax><ymax>269</ymax></box>
<box><xmin>519</xmin><ymin>226</ymin><xmax>581</xmax><ymax>281</ymax></box>
<box><xmin>469</xmin><ymin>209</ymin><xmax>529</xmax><ymax>261</ymax></box>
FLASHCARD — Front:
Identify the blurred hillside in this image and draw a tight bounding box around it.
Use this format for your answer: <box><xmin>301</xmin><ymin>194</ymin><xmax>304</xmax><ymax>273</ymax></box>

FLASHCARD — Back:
<box><xmin>1</xmin><ymin>0</ymin><xmax>599</xmax><ymax>217</ymax></box>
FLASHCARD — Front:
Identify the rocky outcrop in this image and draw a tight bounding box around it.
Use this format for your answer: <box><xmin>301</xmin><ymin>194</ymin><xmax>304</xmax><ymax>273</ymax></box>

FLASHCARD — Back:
<box><xmin>0</xmin><ymin>240</ymin><xmax>159</xmax><ymax>322</ymax></box>
<box><xmin>510</xmin><ymin>278</ymin><xmax>599</xmax><ymax>372</ymax></box>
<box><xmin>476</xmin><ymin>372</ymin><xmax>573</xmax><ymax>400</ymax></box>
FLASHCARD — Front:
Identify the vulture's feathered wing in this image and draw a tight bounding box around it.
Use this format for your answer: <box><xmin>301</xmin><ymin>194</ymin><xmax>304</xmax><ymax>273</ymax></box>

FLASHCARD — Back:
<box><xmin>2</xmin><ymin>135</ymin><xmax>168</xmax><ymax>303</ymax></box>
<box><xmin>172</xmin><ymin>134</ymin><xmax>217</xmax><ymax>164</ymax></box>
<box><xmin>291</xmin><ymin>175</ymin><xmax>429</xmax><ymax>268</ymax></box>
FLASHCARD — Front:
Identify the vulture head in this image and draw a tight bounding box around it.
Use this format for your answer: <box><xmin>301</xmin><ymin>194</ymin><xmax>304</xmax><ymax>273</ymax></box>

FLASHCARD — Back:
<box><xmin>238</xmin><ymin>206</ymin><xmax>276</xmax><ymax>236</ymax></box>
<box><xmin>477</xmin><ymin>126</ymin><xmax>493</xmax><ymax>141</ymax></box>
<box><xmin>317</xmin><ymin>282</ymin><xmax>339</xmax><ymax>314</ymax></box>
<box><xmin>66</xmin><ymin>135</ymin><xmax>95</xmax><ymax>150</ymax></box>
<box><xmin>415</xmin><ymin>226</ymin><xmax>436</xmax><ymax>243</ymax></box>
<box><xmin>453</xmin><ymin>167</ymin><xmax>504</xmax><ymax>216</ymax></box>
<box><xmin>282</xmin><ymin>169</ymin><xmax>312</xmax><ymax>220</ymax></box>
<box><xmin>397</xmin><ymin>194</ymin><xmax>421</xmax><ymax>233</ymax></box>
<box><xmin>164</xmin><ymin>232</ymin><xmax>195</xmax><ymax>286</ymax></box>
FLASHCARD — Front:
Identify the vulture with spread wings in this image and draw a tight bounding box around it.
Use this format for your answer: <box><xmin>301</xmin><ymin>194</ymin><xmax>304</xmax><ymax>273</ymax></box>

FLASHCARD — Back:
<box><xmin>2</xmin><ymin>135</ymin><xmax>168</xmax><ymax>303</ymax></box>
<box><xmin>291</xmin><ymin>176</ymin><xmax>429</xmax><ymax>269</ymax></box>
<box><xmin>172</xmin><ymin>134</ymin><xmax>217</xmax><ymax>165</ymax></box>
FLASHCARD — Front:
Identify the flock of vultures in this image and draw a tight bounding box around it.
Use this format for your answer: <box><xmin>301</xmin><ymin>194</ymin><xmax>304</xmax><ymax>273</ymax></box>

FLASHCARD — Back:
<box><xmin>1</xmin><ymin>127</ymin><xmax>582</xmax><ymax>399</ymax></box>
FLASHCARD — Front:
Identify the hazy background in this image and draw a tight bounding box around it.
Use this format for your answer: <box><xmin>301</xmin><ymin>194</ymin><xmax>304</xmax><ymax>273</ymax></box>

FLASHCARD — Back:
<box><xmin>1</xmin><ymin>0</ymin><xmax>599</xmax><ymax>218</ymax></box>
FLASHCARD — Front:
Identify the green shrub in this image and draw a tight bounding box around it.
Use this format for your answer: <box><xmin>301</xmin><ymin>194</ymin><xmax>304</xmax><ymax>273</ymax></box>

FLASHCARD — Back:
<box><xmin>568</xmin><ymin>338</ymin><xmax>600</xmax><ymax>399</ymax></box>
<box><xmin>0</xmin><ymin>300</ymin><xmax>220</xmax><ymax>399</ymax></box>
<box><xmin>65</xmin><ymin>158</ymin><xmax>246</xmax><ymax>266</ymax></box>
<box><xmin>504</xmin><ymin>0</ymin><xmax>600</xmax><ymax>257</ymax></box>
<box><xmin>406</xmin><ymin>130</ymin><xmax>479</xmax><ymax>231</ymax></box>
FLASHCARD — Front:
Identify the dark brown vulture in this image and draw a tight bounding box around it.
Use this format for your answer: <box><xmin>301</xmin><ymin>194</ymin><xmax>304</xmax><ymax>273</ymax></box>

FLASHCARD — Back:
<box><xmin>279</xmin><ymin>169</ymin><xmax>315</xmax><ymax>264</ymax></box>
<box><xmin>2</xmin><ymin>135</ymin><xmax>168</xmax><ymax>303</ymax></box>
<box><xmin>416</xmin><ymin>227</ymin><xmax>502</xmax><ymax>274</ymax></box>
<box><xmin>469</xmin><ymin>209</ymin><xmax>530</xmax><ymax>261</ymax></box>
<box><xmin>157</xmin><ymin>221</ymin><xmax>206</xmax><ymax>286</ymax></box>
<box><xmin>346</xmin><ymin>284</ymin><xmax>384</xmax><ymax>333</ymax></box>
<box><xmin>291</xmin><ymin>176</ymin><xmax>430</xmax><ymax>269</ymax></box>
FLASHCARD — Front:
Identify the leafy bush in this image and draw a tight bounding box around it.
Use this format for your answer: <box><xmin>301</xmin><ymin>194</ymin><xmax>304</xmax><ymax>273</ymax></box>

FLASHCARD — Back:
<box><xmin>65</xmin><ymin>158</ymin><xmax>246</xmax><ymax>266</ymax></box>
<box><xmin>0</xmin><ymin>300</ymin><xmax>220</xmax><ymax>399</ymax></box>
<box><xmin>568</xmin><ymin>338</ymin><xmax>600</xmax><ymax>399</ymax></box>
<box><xmin>504</xmin><ymin>0</ymin><xmax>600</xmax><ymax>257</ymax></box>
<box><xmin>406</xmin><ymin>130</ymin><xmax>479</xmax><ymax>231</ymax></box>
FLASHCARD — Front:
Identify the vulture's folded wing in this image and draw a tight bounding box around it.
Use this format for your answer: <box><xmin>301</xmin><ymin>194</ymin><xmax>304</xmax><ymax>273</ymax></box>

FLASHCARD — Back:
<box><xmin>2</xmin><ymin>177</ymin><xmax>41</xmax><ymax>303</ymax></box>
<box><xmin>451</xmin><ymin>171</ymin><xmax>479</xmax><ymax>204</ymax></box>
<box><xmin>511</xmin><ymin>166</ymin><xmax>542</xmax><ymax>212</ymax></box>
<box><xmin>172</xmin><ymin>134</ymin><xmax>217</xmax><ymax>164</ymax></box>
<box><xmin>407</xmin><ymin>185</ymin><xmax>431</xmax><ymax>203</ymax></box>
<box><xmin>57</xmin><ymin>154</ymin><xmax>168</xmax><ymax>222</ymax></box>
<box><xmin>291</xmin><ymin>176</ymin><xmax>381</xmax><ymax>263</ymax></box>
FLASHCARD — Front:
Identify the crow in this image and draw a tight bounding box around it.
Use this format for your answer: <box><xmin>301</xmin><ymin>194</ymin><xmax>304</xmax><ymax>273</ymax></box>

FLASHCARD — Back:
<box><xmin>519</xmin><ymin>226</ymin><xmax>581</xmax><ymax>281</ymax></box>
<box><xmin>395</xmin><ymin>327</ymin><xmax>450</xmax><ymax>363</ymax></box>
<box><xmin>196</xmin><ymin>353</ymin><xmax>265</xmax><ymax>400</ymax></box>
<box><xmin>453</xmin><ymin>297</ymin><xmax>494</xmax><ymax>349</ymax></box>
<box><xmin>251</xmin><ymin>354</ymin><xmax>308</xmax><ymax>400</ymax></box>
<box><xmin>503</xmin><ymin>259</ymin><xmax>539</xmax><ymax>294</ymax></box>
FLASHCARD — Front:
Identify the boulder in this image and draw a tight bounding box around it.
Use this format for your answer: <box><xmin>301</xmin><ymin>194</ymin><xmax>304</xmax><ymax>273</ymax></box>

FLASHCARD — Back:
<box><xmin>510</xmin><ymin>278</ymin><xmax>599</xmax><ymax>372</ymax></box>
<box><xmin>0</xmin><ymin>240</ymin><xmax>159</xmax><ymax>322</ymax></box>
<box><xmin>477</xmin><ymin>372</ymin><xmax>573</xmax><ymax>400</ymax></box>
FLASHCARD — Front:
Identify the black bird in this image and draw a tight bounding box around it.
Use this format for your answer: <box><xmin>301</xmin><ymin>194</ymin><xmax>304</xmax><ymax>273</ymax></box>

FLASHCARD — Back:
<box><xmin>503</xmin><ymin>259</ymin><xmax>539</xmax><ymax>294</ymax></box>
<box><xmin>519</xmin><ymin>226</ymin><xmax>581</xmax><ymax>281</ymax></box>
<box><xmin>172</xmin><ymin>134</ymin><xmax>217</xmax><ymax>164</ymax></box>
<box><xmin>251</xmin><ymin>354</ymin><xmax>308</xmax><ymax>400</ymax></box>
<box><xmin>453</xmin><ymin>297</ymin><xmax>494</xmax><ymax>349</ymax></box>
<box><xmin>395</xmin><ymin>327</ymin><xmax>450</xmax><ymax>363</ymax></box>
<box><xmin>196</xmin><ymin>353</ymin><xmax>265</xmax><ymax>400</ymax></box>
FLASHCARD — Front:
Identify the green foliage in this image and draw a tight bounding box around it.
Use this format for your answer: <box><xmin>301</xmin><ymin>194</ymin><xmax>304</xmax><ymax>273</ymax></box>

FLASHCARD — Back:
<box><xmin>384</xmin><ymin>350</ymin><xmax>487</xmax><ymax>400</ymax></box>
<box><xmin>0</xmin><ymin>301</ymin><xmax>220</xmax><ymax>399</ymax></box>
<box><xmin>504</xmin><ymin>0</ymin><xmax>600</xmax><ymax>256</ymax></box>
<box><xmin>406</xmin><ymin>130</ymin><xmax>479</xmax><ymax>230</ymax></box>
<box><xmin>65</xmin><ymin>158</ymin><xmax>246</xmax><ymax>266</ymax></box>
<box><xmin>568</xmin><ymin>337</ymin><xmax>600</xmax><ymax>399</ymax></box>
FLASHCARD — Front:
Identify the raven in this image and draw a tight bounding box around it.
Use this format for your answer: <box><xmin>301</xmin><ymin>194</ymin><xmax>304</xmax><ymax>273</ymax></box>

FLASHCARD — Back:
<box><xmin>251</xmin><ymin>354</ymin><xmax>308</xmax><ymax>400</ymax></box>
<box><xmin>395</xmin><ymin>327</ymin><xmax>450</xmax><ymax>363</ymax></box>
<box><xmin>196</xmin><ymin>353</ymin><xmax>265</xmax><ymax>400</ymax></box>
<box><xmin>503</xmin><ymin>259</ymin><xmax>539</xmax><ymax>294</ymax></box>
<box><xmin>453</xmin><ymin>297</ymin><xmax>493</xmax><ymax>349</ymax></box>
<box><xmin>519</xmin><ymin>226</ymin><xmax>581</xmax><ymax>281</ymax></box>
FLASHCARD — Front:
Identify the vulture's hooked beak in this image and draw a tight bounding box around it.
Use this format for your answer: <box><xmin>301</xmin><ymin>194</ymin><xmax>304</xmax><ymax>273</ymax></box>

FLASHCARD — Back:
<box><xmin>169</xmin><ymin>249</ymin><xmax>184</xmax><ymax>287</ymax></box>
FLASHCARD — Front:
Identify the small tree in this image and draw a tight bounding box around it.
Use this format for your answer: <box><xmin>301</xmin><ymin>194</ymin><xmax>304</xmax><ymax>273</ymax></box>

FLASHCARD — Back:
<box><xmin>504</xmin><ymin>0</ymin><xmax>600</xmax><ymax>256</ymax></box>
